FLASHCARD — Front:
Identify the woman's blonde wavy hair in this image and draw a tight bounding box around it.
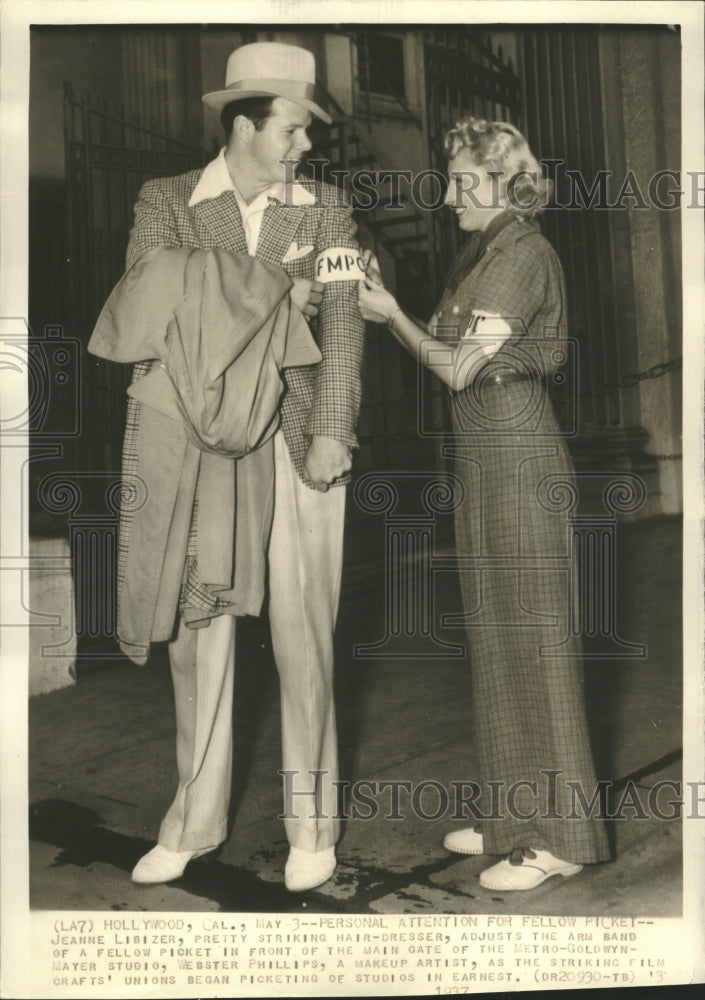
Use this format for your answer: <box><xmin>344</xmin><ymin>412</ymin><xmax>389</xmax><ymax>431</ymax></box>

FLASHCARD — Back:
<box><xmin>444</xmin><ymin>116</ymin><xmax>552</xmax><ymax>217</ymax></box>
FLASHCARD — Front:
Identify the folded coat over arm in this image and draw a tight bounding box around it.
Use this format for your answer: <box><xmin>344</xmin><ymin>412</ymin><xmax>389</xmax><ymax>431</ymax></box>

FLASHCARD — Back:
<box><xmin>89</xmin><ymin>246</ymin><xmax>321</xmax><ymax>664</ymax></box>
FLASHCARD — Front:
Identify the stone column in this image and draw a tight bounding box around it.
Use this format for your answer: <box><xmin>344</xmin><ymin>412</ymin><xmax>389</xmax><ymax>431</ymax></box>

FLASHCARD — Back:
<box><xmin>323</xmin><ymin>33</ymin><xmax>355</xmax><ymax>115</ymax></box>
<box><xmin>602</xmin><ymin>29</ymin><xmax>682</xmax><ymax>513</ymax></box>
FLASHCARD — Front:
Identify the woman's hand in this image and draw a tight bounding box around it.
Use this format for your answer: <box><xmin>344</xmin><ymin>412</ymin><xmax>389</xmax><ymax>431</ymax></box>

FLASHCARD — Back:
<box><xmin>358</xmin><ymin>250</ymin><xmax>398</xmax><ymax>324</ymax></box>
<box><xmin>359</xmin><ymin>281</ymin><xmax>397</xmax><ymax>324</ymax></box>
<box><xmin>290</xmin><ymin>277</ymin><xmax>324</xmax><ymax>318</ymax></box>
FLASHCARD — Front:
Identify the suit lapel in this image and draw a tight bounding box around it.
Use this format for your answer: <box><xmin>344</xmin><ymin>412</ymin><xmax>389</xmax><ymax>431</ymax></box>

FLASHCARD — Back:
<box><xmin>190</xmin><ymin>189</ymin><xmax>309</xmax><ymax>265</ymax></box>
<box><xmin>191</xmin><ymin>192</ymin><xmax>248</xmax><ymax>255</ymax></box>
<box><xmin>256</xmin><ymin>204</ymin><xmax>307</xmax><ymax>266</ymax></box>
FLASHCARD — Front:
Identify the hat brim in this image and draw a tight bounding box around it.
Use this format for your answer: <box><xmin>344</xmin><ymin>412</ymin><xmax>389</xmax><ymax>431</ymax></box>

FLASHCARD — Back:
<box><xmin>202</xmin><ymin>87</ymin><xmax>332</xmax><ymax>125</ymax></box>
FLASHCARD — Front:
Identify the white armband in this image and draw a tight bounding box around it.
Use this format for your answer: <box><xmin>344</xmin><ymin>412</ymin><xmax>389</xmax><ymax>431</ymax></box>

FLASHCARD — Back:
<box><xmin>462</xmin><ymin>311</ymin><xmax>514</xmax><ymax>356</ymax></box>
<box><xmin>314</xmin><ymin>247</ymin><xmax>366</xmax><ymax>283</ymax></box>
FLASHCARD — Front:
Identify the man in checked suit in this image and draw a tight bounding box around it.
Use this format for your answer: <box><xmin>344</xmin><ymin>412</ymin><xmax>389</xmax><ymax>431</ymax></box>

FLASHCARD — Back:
<box><xmin>126</xmin><ymin>42</ymin><xmax>365</xmax><ymax>892</ymax></box>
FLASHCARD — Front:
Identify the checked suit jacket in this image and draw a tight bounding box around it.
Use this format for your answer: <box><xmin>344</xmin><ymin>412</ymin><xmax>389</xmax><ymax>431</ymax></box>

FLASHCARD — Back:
<box><xmin>124</xmin><ymin>165</ymin><xmax>365</xmax><ymax>487</ymax></box>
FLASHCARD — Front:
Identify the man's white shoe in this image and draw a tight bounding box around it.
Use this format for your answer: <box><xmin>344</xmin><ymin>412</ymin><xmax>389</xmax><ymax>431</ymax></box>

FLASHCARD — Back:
<box><xmin>443</xmin><ymin>827</ymin><xmax>484</xmax><ymax>855</ymax></box>
<box><xmin>284</xmin><ymin>846</ymin><xmax>336</xmax><ymax>892</ymax></box>
<box><xmin>131</xmin><ymin>844</ymin><xmax>211</xmax><ymax>884</ymax></box>
<box><xmin>479</xmin><ymin>847</ymin><xmax>582</xmax><ymax>891</ymax></box>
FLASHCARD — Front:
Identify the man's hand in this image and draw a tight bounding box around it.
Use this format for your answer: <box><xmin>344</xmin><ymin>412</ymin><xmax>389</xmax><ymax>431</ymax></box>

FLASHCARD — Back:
<box><xmin>304</xmin><ymin>435</ymin><xmax>352</xmax><ymax>491</ymax></box>
<box><xmin>290</xmin><ymin>278</ymin><xmax>324</xmax><ymax>318</ymax></box>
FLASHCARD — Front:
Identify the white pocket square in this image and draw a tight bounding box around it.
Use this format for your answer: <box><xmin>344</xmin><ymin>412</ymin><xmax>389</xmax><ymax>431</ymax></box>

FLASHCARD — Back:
<box><xmin>282</xmin><ymin>243</ymin><xmax>314</xmax><ymax>264</ymax></box>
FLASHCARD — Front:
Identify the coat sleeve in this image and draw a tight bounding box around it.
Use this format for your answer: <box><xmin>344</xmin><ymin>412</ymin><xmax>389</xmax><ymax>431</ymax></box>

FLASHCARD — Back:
<box><xmin>470</xmin><ymin>237</ymin><xmax>549</xmax><ymax>324</ymax></box>
<box><xmin>306</xmin><ymin>200</ymin><xmax>365</xmax><ymax>449</ymax></box>
<box><xmin>465</xmin><ymin>234</ymin><xmax>567</xmax><ymax>376</ymax></box>
<box><xmin>126</xmin><ymin>180</ymin><xmax>182</xmax><ymax>271</ymax></box>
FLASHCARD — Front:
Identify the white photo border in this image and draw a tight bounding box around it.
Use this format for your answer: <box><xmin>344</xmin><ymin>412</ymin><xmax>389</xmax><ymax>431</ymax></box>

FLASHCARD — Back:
<box><xmin>1</xmin><ymin>1</ymin><xmax>703</xmax><ymax>996</ymax></box>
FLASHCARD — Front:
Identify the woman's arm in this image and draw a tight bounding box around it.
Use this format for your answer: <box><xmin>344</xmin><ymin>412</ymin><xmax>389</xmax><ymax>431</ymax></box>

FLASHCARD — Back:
<box><xmin>358</xmin><ymin>270</ymin><xmax>512</xmax><ymax>393</ymax></box>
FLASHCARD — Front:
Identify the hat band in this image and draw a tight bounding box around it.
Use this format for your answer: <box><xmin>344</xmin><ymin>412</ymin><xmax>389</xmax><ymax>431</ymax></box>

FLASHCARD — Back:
<box><xmin>224</xmin><ymin>77</ymin><xmax>316</xmax><ymax>101</ymax></box>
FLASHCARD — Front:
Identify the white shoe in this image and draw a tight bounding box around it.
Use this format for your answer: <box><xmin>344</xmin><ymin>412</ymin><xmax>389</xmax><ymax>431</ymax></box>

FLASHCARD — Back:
<box><xmin>284</xmin><ymin>846</ymin><xmax>336</xmax><ymax>892</ymax></box>
<box><xmin>131</xmin><ymin>844</ymin><xmax>212</xmax><ymax>884</ymax></box>
<box><xmin>443</xmin><ymin>827</ymin><xmax>484</xmax><ymax>855</ymax></box>
<box><xmin>479</xmin><ymin>847</ymin><xmax>582</xmax><ymax>891</ymax></box>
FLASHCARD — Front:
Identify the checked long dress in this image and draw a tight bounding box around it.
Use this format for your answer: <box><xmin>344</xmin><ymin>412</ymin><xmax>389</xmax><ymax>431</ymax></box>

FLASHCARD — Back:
<box><xmin>435</xmin><ymin>212</ymin><xmax>610</xmax><ymax>864</ymax></box>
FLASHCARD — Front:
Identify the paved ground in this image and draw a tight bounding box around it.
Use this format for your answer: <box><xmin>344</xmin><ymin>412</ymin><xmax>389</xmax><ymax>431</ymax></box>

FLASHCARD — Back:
<box><xmin>29</xmin><ymin>515</ymin><xmax>683</xmax><ymax>916</ymax></box>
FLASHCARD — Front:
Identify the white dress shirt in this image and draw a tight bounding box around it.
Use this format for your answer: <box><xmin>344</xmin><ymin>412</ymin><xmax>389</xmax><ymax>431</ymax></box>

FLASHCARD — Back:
<box><xmin>188</xmin><ymin>148</ymin><xmax>315</xmax><ymax>255</ymax></box>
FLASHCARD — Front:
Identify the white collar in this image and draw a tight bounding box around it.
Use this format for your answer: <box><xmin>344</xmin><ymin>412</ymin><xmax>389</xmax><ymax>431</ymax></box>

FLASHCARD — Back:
<box><xmin>188</xmin><ymin>148</ymin><xmax>316</xmax><ymax>208</ymax></box>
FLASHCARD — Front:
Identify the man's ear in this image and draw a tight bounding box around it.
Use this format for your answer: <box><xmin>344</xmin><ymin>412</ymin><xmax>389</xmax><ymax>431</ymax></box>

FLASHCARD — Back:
<box><xmin>232</xmin><ymin>114</ymin><xmax>255</xmax><ymax>144</ymax></box>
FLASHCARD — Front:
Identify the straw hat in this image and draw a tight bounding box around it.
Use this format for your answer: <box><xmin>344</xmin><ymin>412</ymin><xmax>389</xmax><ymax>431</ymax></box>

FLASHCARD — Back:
<box><xmin>202</xmin><ymin>42</ymin><xmax>332</xmax><ymax>124</ymax></box>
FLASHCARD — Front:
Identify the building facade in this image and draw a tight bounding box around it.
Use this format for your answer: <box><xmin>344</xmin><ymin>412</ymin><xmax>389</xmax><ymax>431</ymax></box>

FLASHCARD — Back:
<box><xmin>29</xmin><ymin>24</ymin><xmax>682</xmax><ymax>518</ymax></box>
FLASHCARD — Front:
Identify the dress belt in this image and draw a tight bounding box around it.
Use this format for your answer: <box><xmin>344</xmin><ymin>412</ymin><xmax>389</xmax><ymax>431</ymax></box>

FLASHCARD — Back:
<box><xmin>449</xmin><ymin>369</ymin><xmax>544</xmax><ymax>397</ymax></box>
<box><xmin>482</xmin><ymin>369</ymin><xmax>542</xmax><ymax>386</ymax></box>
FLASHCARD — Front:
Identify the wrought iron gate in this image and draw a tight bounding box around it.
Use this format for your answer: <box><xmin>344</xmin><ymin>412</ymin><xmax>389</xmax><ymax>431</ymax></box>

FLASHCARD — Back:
<box><xmin>423</xmin><ymin>30</ymin><xmax>521</xmax><ymax>293</ymax></box>
<box><xmin>63</xmin><ymin>83</ymin><xmax>209</xmax><ymax>473</ymax></box>
<box><xmin>55</xmin><ymin>87</ymin><xmax>209</xmax><ymax>656</ymax></box>
<box><xmin>520</xmin><ymin>29</ymin><xmax>622</xmax><ymax>434</ymax></box>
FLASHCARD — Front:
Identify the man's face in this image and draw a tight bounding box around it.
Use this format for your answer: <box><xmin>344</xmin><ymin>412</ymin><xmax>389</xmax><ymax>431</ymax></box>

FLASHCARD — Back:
<box><xmin>248</xmin><ymin>97</ymin><xmax>313</xmax><ymax>185</ymax></box>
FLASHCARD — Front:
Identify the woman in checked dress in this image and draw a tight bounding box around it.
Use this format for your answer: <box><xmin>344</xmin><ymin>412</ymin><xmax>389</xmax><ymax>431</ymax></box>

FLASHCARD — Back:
<box><xmin>358</xmin><ymin>116</ymin><xmax>610</xmax><ymax>890</ymax></box>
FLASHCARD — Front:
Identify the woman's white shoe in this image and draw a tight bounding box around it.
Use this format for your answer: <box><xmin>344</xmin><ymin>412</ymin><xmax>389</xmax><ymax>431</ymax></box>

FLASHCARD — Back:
<box><xmin>443</xmin><ymin>827</ymin><xmax>485</xmax><ymax>855</ymax></box>
<box><xmin>479</xmin><ymin>847</ymin><xmax>582</xmax><ymax>890</ymax></box>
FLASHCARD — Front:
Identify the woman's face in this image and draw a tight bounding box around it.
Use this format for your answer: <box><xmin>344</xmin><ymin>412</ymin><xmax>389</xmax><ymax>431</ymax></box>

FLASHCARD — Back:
<box><xmin>445</xmin><ymin>148</ymin><xmax>506</xmax><ymax>232</ymax></box>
